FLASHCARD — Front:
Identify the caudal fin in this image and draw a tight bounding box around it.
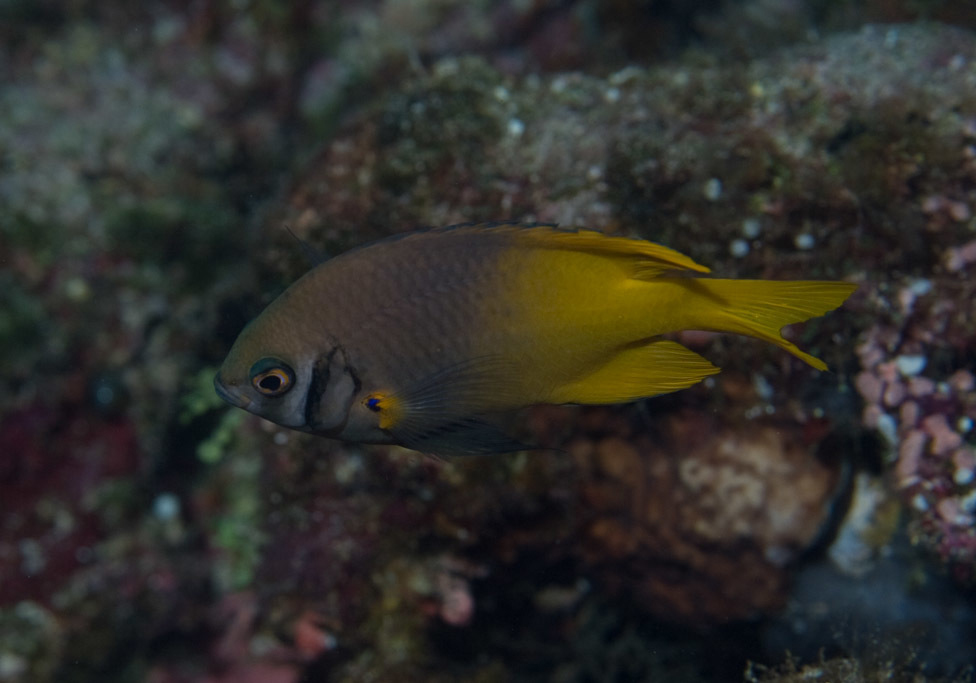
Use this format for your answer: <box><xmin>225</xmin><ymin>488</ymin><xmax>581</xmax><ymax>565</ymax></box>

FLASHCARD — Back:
<box><xmin>685</xmin><ymin>279</ymin><xmax>858</xmax><ymax>370</ymax></box>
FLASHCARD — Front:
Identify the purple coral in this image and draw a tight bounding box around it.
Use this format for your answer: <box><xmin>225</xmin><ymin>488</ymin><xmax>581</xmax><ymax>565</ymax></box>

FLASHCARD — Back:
<box><xmin>855</xmin><ymin>316</ymin><xmax>976</xmax><ymax>581</ymax></box>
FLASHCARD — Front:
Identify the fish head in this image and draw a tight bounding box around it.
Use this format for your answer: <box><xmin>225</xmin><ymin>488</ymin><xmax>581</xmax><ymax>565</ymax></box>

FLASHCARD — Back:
<box><xmin>213</xmin><ymin>306</ymin><xmax>320</xmax><ymax>430</ymax></box>
<box><xmin>214</xmin><ymin>292</ymin><xmax>377</xmax><ymax>440</ymax></box>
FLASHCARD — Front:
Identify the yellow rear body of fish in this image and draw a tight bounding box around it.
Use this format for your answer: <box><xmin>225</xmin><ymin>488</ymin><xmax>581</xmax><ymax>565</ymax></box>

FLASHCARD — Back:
<box><xmin>214</xmin><ymin>223</ymin><xmax>857</xmax><ymax>455</ymax></box>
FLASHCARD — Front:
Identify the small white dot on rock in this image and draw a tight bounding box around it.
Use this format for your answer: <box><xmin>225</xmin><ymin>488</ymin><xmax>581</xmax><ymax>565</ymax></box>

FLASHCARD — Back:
<box><xmin>153</xmin><ymin>493</ymin><xmax>180</xmax><ymax>521</ymax></box>
<box><xmin>895</xmin><ymin>354</ymin><xmax>927</xmax><ymax>377</ymax></box>
<box><xmin>908</xmin><ymin>278</ymin><xmax>932</xmax><ymax>296</ymax></box>
<box><xmin>95</xmin><ymin>385</ymin><xmax>115</xmax><ymax>406</ymax></box>
<box><xmin>876</xmin><ymin>413</ymin><xmax>897</xmax><ymax>445</ymax></box>
<box><xmin>729</xmin><ymin>239</ymin><xmax>749</xmax><ymax>258</ymax></box>
<box><xmin>703</xmin><ymin>178</ymin><xmax>722</xmax><ymax>201</ymax></box>
<box><xmin>65</xmin><ymin>277</ymin><xmax>91</xmax><ymax>302</ymax></box>
<box><xmin>794</xmin><ymin>233</ymin><xmax>815</xmax><ymax>250</ymax></box>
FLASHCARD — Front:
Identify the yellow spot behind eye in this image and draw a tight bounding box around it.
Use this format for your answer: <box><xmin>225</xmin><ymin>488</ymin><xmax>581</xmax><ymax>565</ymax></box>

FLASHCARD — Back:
<box><xmin>364</xmin><ymin>392</ymin><xmax>404</xmax><ymax>430</ymax></box>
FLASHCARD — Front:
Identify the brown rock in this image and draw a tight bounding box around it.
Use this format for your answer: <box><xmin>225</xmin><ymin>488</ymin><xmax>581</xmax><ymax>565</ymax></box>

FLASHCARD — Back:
<box><xmin>574</xmin><ymin>410</ymin><xmax>842</xmax><ymax>624</ymax></box>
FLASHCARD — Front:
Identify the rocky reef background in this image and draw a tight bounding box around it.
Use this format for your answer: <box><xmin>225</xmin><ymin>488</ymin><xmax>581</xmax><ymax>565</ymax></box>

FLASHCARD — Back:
<box><xmin>1</xmin><ymin>1</ymin><xmax>975</xmax><ymax>681</ymax></box>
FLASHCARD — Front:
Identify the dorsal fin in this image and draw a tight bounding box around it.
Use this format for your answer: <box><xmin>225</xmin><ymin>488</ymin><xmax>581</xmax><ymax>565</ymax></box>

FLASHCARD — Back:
<box><xmin>285</xmin><ymin>225</ymin><xmax>327</xmax><ymax>266</ymax></box>
<box><xmin>511</xmin><ymin>225</ymin><xmax>710</xmax><ymax>275</ymax></box>
<box><xmin>411</xmin><ymin>222</ymin><xmax>711</xmax><ymax>278</ymax></box>
<box><xmin>341</xmin><ymin>222</ymin><xmax>711</xmax><ymax>279</ymax></box>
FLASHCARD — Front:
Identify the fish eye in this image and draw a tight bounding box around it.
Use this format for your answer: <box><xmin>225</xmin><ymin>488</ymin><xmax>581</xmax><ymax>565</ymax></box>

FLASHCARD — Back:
<box><xmin>249</xmin><ymin>358</ymin><xmax>295</xmax><ymax>397</ymax></box>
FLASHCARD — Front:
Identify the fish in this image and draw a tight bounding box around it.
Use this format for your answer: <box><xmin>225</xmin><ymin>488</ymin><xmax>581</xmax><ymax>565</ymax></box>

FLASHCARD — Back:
<box><xmin>214</xmin><ymin>222</ymin><xmax>857</xmax><ymax>456</ymax></box>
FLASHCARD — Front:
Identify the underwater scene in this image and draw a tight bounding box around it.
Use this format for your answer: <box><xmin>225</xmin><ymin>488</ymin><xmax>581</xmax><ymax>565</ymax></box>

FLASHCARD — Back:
<box><xmin>1</xmin><ymin>1</ymin><xmax>975</xmax><ymax>681</ymax></box>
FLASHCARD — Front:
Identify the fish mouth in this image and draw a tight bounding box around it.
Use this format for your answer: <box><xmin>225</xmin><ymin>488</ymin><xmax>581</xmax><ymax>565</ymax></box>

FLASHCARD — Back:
<box><xmin>214</xmin><ymin>374</ymin><xmax>251</xmax><ymax>409</ymax></box>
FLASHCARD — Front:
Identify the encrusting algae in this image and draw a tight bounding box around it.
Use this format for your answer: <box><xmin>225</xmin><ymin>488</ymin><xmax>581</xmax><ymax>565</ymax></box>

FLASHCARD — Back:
<box><xmin>215</xmin><ymin>222</ymin><xmax>856</xmax><ymax>456</ymax></box>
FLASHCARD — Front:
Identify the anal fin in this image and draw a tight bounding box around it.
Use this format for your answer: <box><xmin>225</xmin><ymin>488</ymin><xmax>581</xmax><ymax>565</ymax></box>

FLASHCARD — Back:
<box><xmin>549</xmin><ymin>339</ymin><xmax>719</xmax><ymax>405</ymax></box>
<box><xmin>397</xmin><ymin>414</ymin><xmax>529</xmax><ymax>457</ymax></box>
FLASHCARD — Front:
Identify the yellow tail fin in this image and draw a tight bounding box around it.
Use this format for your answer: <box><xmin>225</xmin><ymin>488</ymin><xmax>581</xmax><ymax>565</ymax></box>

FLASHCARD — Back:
<box><xmin>682</xmin><ymin>279</ymin><xmax>858</xmax><ymax>370</ymax></box>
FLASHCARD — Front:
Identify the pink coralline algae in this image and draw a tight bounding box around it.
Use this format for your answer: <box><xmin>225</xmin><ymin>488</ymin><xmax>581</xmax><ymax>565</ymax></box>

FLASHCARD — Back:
<box><xmin>414</xmin><ymin>557</ymin><xmax>484</xmax><ymax>628</ymax></box>
<box><xmin>433</xmin><ymin>570</ymin><xmax>475</xmax><ymax>627</ymax></box>
<box><xmin>944</xmin><ymin>238</ymin><xmax>976</xmax><ymax>272</ymax></box>
<box><xmin>855</xmin><ymin>324</ymin><xmax>976</xmax><ymax>581</ymax></box>
<box><xmin>147</xmin><ymin>592</ymin><xmax>335</xmax><ymax>683</ymax></box>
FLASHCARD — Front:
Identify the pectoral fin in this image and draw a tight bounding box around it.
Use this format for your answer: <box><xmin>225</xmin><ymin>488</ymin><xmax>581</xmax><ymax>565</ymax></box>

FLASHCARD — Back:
<box><xmin>367</xmin><ymin>357</ymin><xmax>529</xmax><ymax>456</ymax></box>
<box><xmin>549</xmin><ymin>339</ymin><xmax>719</xmax><ymax>405</ymax></box>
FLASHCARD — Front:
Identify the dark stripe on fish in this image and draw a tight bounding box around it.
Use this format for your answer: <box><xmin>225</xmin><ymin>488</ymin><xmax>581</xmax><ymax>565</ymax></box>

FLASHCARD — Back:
<box><xmin>304</xmin><ymin>348</ymin><xmax>334</xmax><ymax>430</ymax></box>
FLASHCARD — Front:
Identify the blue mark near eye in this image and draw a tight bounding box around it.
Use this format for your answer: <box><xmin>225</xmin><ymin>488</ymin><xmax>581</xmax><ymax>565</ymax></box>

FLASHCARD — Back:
<box><xmin>366</xmin><ymin>397</ymin><xmax>381</xmax><ymax>411</ymax></box>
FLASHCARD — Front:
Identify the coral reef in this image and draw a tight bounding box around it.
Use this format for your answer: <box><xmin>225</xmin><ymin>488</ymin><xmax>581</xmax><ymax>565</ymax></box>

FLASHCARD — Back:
<box><xmin>570</xmin><ymin>411</ymin><xmax>842</xmax><ymax>623</ymax></box>
<box><xmin>3</xmin><ymin>1</ymin><xmax>976</xmax><ymax>681</ymax></box>
<box><xmin>746</xmin><ymin>655</ymin><xmax>957</xmax><ymax>683</ymax></box>
<box><xmin>224</xmin><ymin>19</ymin><xmax>976</xmax><ymax>678</ymax></box>
<box><xmin>855</xmin><ymin>327</ymin><xmax>976</xmax><ymax>581</ymax></box>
